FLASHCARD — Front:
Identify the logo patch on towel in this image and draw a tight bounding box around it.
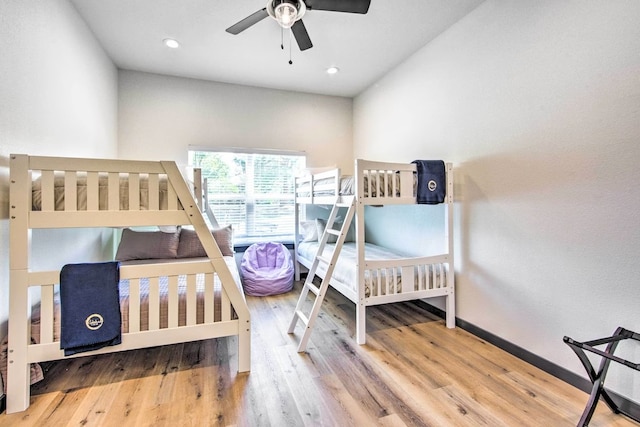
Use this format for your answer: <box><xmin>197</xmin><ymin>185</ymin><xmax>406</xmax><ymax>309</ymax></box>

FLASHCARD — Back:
<box><xmin>85</xmin><ymin>314</ymin><xmax>104</xmax><ymax>330</ymax></box>
<box><xmin>428</xmin><ymin>180</ymin><xmax>437</xmax><ymax>192</ymax></box>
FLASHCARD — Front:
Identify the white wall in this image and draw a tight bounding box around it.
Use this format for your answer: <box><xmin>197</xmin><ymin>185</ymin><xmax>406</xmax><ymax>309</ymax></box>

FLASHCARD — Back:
<box><xmin>354</xmin><ymin>0</ymin><xmax>640</xmax><ymax>401</ymax></box>
<box><xmin>118</xmin><ymin>70</ymin><xmax>353</xmax><ymax>172</ymax></box>
<box><xmin>0</xmin><ymin>0</ymin><xmax>118</xmax><ymax>337</ymax></box>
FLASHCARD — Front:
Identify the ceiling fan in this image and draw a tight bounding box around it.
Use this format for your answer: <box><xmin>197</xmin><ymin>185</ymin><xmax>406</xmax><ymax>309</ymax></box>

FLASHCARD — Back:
<box><xmin>226</xmin><ymin>0</ymin><xmax>371</xmax><ymax>52</ymax></box>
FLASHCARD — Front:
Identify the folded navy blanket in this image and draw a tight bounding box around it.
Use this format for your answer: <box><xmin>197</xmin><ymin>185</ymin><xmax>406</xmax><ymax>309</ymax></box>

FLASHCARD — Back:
<box><xmin>60</xmin><ymin>262</ymin><xmax>122</xmax><ymax>356</ymax></box>
<box><xmin>411</xmin><ymin>160</ymin><xmax>446</xmax><ymax>204</ymax></box>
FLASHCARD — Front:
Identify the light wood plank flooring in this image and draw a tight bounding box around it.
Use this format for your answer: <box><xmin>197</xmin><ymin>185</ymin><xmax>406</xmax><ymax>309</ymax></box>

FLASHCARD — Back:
<box><xmin>1</xmin><ymin>281</ymin><xmax>638</xmax><ymax>426</ymax></box>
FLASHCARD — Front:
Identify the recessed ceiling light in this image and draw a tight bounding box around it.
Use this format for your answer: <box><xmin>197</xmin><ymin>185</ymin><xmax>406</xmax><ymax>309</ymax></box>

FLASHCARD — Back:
<box><xmin>163</xmin><ymin>38</ymin><xmax>180</xmax><ymax>49</ymax></box>
<box><xmin>326</xmin><ymin>66</ymin><xmax>340</xmax><ymax>75</ymax></box>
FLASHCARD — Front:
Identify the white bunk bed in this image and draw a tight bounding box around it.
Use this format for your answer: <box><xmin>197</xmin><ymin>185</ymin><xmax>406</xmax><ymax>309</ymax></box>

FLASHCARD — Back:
<box><xmin>290</xmin><ymin>159</ymin><xmax>455</xmax><ymax>349</ymax></box>
<box><xmin>6</xmin><ymin>154</ymin><xmax>250</xmax><ymax>414</ymax></box>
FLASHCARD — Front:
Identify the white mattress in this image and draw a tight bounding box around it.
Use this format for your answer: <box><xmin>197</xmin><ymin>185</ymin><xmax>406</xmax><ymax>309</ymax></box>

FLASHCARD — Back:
<box><xmin>31</xmin><ymin>174</ymin><xmax>171</xmax><ymax>211</ymax></box>
<box><xmin>298</xmin><ymin>174</ymin><xmax>414</xmax><ymax>197</ymax></box>
<box><xmin>296</xmin><ymin>176</ymin><xmax>354</xmax><ymax>197</ymax></box>
<box><xmin>31</xmin><ymin>256</ymin><xmax>241</xmax><ymax>340</ymax></box>
<box><xmin>298</xmin><ymin>242</ymin><xmax>409</xmax><ymax>297</ymax></box>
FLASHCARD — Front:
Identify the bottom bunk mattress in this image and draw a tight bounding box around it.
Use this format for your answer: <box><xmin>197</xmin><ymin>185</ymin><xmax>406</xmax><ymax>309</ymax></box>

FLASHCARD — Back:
<box><xmin>0</xmin><ymin>256</ymin><xmax>241</xmax><ymax>393</ymax></box>
<box><xmin>297</xmin><ymin>242</ymin><xmax>447</xmax><ymax>298</ymax></box>
<box><xmin>32</xmin><ymin>256</ymin><xmax>241</xmax><ymax>340</ymax></box>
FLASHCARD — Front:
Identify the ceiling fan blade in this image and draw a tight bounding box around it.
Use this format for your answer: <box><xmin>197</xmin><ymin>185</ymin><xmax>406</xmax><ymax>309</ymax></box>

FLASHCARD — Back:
<box><xmin>304</xmin><ymin>0</ymin><xmax>371</xmax><ymax>14</ymax></box>
<box><xmin>291</xmin><ymin>20</ymin><xmax>313</xmax><ymax>51</ymax></box>
<box><xmin>225</xmin><ymin>8</ymin><xmax>269</xmax><ymax>35</ymax></box>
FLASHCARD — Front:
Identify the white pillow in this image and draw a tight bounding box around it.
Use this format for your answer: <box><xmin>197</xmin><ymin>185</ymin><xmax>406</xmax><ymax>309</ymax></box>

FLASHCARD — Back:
<box><xmin>158</xmin><ymin>225</ymin><xmax>180</xmax><ymax>233</ymax></box>
<box><xmin>300</xmin><ymin>220</ymin><xmax>318</xmax><ymax>242</ymax></box>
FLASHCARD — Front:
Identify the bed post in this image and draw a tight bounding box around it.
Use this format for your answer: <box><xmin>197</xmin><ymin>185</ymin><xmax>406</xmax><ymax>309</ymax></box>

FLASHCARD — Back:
<box><xmin>354</xmin><ymin>159</ymin><xmax>367</xmax><ymax>344</ymax></box>
<box><xmin>293</xmin><ymin>183</ymin><xmax>301</xmax><ymax>282</ymax></box>
<box><xmin>444</xmin><ymin>162</ymin><xmax>456</xmax><ymax>329</ymax></box>
<box><xmin>7</xmin><ymin>154</ymin><xmax>32</xmax><ymax>413</ymax></box>
<box><xmin>355</xmin><ymin>201</ymin><xmax>366</xmax><ymax>344</ymax></box>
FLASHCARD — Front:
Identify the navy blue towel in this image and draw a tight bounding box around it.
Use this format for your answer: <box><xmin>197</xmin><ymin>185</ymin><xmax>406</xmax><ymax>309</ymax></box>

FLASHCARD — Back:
<box><xmin>60</xmin><ymin>262</ymin><xmax>122</xmax><ymax>356</ymax></box>
<box><xmin>411</xmin><ymin>160</ymin><xmax>446</xmax><ymax>204</ymax></box>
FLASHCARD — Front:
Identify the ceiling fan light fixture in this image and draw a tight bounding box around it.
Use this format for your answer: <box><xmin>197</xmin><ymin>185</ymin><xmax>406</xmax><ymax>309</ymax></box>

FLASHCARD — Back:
<box><xmin>267</xmin><ymin>0</ymin><xmax>306</xmax><ymax>30</ymax></box>
<box><xmin>274</xmin><ymin>3</ymin><xmax>297</xmax><ymax>28</ymax></box>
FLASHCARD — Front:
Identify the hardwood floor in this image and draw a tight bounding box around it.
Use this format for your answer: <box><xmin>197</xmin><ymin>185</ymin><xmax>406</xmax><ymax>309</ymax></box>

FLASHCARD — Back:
<box><xmin>2</xmin><ymin>281</ymin><xmax>638</xmax><ymax>426</ymax></box>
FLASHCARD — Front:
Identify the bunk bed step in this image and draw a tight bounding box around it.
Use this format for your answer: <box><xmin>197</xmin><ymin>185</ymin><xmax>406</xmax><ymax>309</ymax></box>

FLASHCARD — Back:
<box><xmin>316</xmin><ymin>255</ymin><xmax>331</xmax><ymax>265</ymax></box>
<box><xmin>307</xmin><ymin>283</ymin><xmax>321</xmax><ymax>296</ymax></box>
<box><xmin>325</xmin><ymin>229</ymin><xmax>340</xmax><ymax>236</ymax></box>
<box><xmin>295</xmin><ymin>310</ymin><xmax>310</xmax><ymax>326</ymax></box>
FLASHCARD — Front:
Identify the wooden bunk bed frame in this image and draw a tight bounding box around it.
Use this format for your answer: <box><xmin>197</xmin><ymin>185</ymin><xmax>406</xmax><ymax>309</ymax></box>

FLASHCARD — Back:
<box><xmin>291</xmin><ymin>159</ymin><xmax>455</xmax><ymax>347</ymax></box>
<box><xmin>7</xmin><ymin>154</ymin><xmax>251</xmax><ymax>414</ymax></box>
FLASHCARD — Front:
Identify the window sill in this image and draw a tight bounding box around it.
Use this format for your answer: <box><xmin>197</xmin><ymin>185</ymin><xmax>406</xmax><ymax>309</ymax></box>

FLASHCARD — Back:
<box><xmin>234</xmin><ymin>241</ymin><xmax>294</xmax><ymax>253</ymax></box>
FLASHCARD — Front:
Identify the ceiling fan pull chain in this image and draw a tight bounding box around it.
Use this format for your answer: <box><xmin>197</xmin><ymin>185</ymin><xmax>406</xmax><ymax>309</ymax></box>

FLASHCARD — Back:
<box><xmin>280</xmin><ymin>27</ymin><xmax>284</xmax><ymax>50</ymax></box>
<box><xmin>289</xmin><ymin>28</ymin><xmax>293</xmax><ymax>65</ymax></box>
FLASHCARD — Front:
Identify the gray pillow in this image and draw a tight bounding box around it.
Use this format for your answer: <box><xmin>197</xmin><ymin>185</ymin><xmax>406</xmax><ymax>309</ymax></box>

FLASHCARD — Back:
<box><xmin>177</xmin><ymin>225</ymin><xmax>234</xmax><ymax>258</ymax></box>
<box><xmin>115</xmin><ymin>228</ymin><xmax>181</xmax><ymax>261</ymax></box>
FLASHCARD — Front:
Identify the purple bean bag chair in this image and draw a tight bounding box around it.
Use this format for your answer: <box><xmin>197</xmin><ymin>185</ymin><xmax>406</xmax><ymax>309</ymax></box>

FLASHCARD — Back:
<box><xmin>241</xmin><ymin>242</ymin><xmax>294</xmax><ymax>296</ymax></box>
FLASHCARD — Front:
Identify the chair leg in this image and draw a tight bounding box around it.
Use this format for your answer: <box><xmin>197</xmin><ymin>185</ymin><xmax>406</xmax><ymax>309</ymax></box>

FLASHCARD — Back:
<box><xmin>577</xmin><ymin>376</ymin><xmax>604</xmax><ymax>427</ymax></box>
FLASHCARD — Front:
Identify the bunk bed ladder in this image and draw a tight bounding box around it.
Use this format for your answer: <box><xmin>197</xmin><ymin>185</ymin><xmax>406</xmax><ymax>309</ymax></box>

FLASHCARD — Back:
<box><xmin>288</xmin><ymin>198</ymin><xmax>356</xmax><ymax>352</ymax></box>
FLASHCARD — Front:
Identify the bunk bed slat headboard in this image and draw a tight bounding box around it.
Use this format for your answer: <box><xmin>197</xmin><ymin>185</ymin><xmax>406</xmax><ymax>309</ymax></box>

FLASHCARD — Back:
<box><xmin>355</xmin><ymin>159</ymin><xmax>418</xmax><ymax>204</ymax></box>
<box><xmin>16</xmin><ymin>154</ymin><xmax>203</xmax><ymax>229</ymax></box>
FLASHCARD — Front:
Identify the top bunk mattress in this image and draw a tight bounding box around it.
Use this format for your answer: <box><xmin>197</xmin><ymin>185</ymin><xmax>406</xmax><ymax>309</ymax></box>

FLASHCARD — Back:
<box><xmin>31</xmin><ymin>174</ymin><xmax>172</xmax><ymax>211</ymax></box>
<box><xmin>297</xmin><ymin>174</ymin><xmax>414</xmax><ymax>198</ymax></box>
<box><xmin>297</xmin><ymin>176</ymin><xmax>354</xmax><ymax>197</ymax></box>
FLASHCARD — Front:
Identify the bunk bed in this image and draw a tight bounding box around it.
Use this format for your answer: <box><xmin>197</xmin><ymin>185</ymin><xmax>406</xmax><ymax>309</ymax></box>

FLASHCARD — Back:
<box><xmin>289</xmin><ymin>159</ymin><xmax>455</xmax><ymax>350</ymax></box>
<box><xmin>6</xmin><ymin>154</ymin><xmax>250</xmax><ymax>414</ymax></box>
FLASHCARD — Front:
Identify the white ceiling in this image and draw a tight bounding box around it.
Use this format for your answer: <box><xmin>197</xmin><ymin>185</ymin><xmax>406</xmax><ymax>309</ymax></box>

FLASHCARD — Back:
<box><xmin>70</xmin><ymin>0</ymin><xmax>484</xmax><ymax>98</ymax></box>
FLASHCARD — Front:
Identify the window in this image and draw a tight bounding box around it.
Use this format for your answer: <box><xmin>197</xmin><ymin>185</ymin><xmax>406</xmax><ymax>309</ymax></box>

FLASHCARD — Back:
<box><xmin>189</xmin><ymin>149</ymin><xmax>305</xmax><ymax>245</ymax></box>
